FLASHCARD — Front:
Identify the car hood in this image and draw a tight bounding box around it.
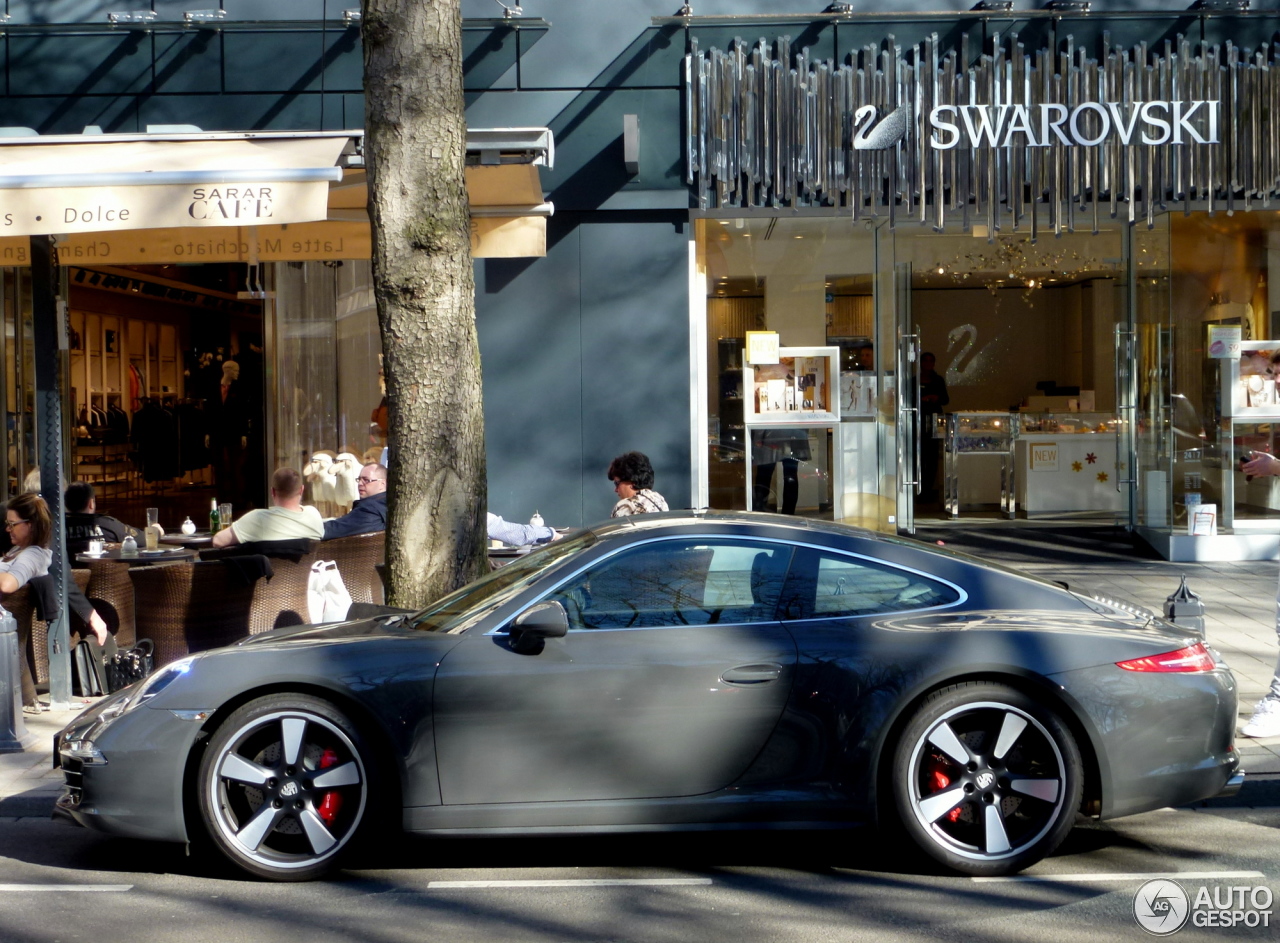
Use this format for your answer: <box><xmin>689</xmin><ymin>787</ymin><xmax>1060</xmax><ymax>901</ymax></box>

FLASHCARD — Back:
<box><xmin>238</xmin><ymin>614</ymin><xmax>420</xmax><ymax>646</ymax></box>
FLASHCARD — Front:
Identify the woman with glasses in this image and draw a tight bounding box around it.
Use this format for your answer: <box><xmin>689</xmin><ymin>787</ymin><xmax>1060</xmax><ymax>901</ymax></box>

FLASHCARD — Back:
<box><xmin>1</xmin><ymin>492</ymin><xmax>54</xmax><ymax>710</ymax></box>
<box><xmin>607</xmin><ymin>451</ymin><xmax>668</xmax><ymax>518</ymax></box>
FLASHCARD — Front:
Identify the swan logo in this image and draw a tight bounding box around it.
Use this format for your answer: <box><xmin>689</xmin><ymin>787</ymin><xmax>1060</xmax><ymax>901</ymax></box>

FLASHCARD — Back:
<box><xmin>853</xmin><ymin>105</ymin><xmax>910</xmax><ymax>150</ymax></box>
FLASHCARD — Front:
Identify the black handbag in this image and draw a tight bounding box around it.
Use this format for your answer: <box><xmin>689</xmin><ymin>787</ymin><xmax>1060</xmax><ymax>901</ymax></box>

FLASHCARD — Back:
<box><xmin>72</xmin><ymin>636</ymin><xmax>116</xmax><ymax>698</ymax></box>
<box><xmin>105</xmin><ymin>638</ymin><xmax>154</xmax><ymax>694</ymax></box>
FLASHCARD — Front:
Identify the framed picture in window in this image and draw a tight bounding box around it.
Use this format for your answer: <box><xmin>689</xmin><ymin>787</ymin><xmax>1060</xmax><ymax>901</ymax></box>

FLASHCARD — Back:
<box><xmin>744</xmin><ymin>346</ymin><xmax>840</xmax><ymax>424</ymax></box>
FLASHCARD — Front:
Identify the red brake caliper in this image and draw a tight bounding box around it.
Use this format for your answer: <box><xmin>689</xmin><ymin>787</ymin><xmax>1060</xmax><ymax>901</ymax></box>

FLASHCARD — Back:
<box><xmin>316</xmin><ymin>747</ymin><xmax>343</xmax><ymax>824</ymax></box>
<box><xmin>931</xmin><ymin>766</ymin><xmax>964</xmax><ymax>822</ymax></box>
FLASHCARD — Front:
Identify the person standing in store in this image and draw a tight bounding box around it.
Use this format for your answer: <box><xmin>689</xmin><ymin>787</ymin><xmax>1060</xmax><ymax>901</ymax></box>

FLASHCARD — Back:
<box><xmin>1237</xmin><ymin>450</ymin><xmax>1280</xmax><ymax>737</ymax></box>
<box><xmin>916</xmin><ymin>351</ymin><xmax>949</xmax><ymax>502</ymax></box>
<box><xmin>209</xmin><ymin>360</ymin><xmax>249</xmax><ymax>509</ymax></box>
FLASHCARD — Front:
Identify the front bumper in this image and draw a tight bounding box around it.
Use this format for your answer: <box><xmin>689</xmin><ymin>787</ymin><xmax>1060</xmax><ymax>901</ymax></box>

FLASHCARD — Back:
<box><xmin>53</xmin><ymin>698</ymin><xmax>206</xmax><ymax>843</ymax></box>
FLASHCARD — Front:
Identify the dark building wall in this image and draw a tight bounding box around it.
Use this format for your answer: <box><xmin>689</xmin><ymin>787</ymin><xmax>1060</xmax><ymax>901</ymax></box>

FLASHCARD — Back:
<box><xmin>478</xmin><ymin>211</ymin><xmax>690</xmax><ymax>527</ymax></box>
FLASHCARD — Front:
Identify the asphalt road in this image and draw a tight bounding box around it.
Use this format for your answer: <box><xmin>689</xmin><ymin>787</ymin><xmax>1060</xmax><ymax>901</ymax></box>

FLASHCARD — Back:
<box><xmin>0</xmin><ymin>778</ymin><xmax>1278</xmax><ymax>943</ymax></box>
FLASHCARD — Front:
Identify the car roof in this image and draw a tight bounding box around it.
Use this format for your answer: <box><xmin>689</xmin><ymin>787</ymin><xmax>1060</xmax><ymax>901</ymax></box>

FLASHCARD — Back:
<box><xmin>585</xmin><ymin>510</ymin><xmax>888</xmax><ymax>542</ymax></box>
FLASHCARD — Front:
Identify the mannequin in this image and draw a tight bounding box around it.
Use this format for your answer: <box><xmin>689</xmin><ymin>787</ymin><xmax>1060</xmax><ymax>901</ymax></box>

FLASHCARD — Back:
<box><xmin>303</xmin><ymin>452</ymin><xmax>338</xmax><ymax>518</ymax></box>
<box><xmin>332</xmin><ymin>452</ymin><xmax>361</xmax><ymax>512</ymax></box>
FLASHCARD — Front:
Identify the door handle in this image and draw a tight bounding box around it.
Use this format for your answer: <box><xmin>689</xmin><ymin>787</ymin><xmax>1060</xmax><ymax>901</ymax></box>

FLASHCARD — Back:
<box><xmin>721</xmin><ymin>663</ymin><xmax>783</xmax><ymax>684</ymax></box>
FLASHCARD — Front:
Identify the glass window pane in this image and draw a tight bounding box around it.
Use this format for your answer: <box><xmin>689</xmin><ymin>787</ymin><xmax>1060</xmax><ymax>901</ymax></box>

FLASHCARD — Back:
<box><xmin>545</xmin><ymin>539</ymin><xmax>793</xmax><ymax>629</ymax></box>
<box><xmin>780</xmin><ymin>547</ymin><xmax>959</xmax><ymax>620</ymax></box>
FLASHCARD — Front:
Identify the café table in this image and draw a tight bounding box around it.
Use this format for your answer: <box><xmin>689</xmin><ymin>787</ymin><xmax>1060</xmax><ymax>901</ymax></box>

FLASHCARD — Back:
<box><xmin>159</xmin><ymin>532</ymin><xmax>214</xmax><ymax>549</ymax></box>
<box><xmin>488</xmin><ymin>546</ymin><xmax>533</xmax><ymax>568</ymax></box>
<box><xmin>76</xmin><ymin>547</ymin><xmax>199</xmax><ymax>566</ymax></box>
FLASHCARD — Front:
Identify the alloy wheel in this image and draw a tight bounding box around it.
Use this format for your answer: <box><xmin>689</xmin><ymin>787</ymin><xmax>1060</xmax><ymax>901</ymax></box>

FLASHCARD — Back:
<box><xmin>900</xmin><ymin>695</ymin><xmax>1075</xmax><ymax>869</ymax></box>
<box><xmin>203</xmin><ymin>705</ymin><xmax>368</xmax><ymax>877</ymax></box>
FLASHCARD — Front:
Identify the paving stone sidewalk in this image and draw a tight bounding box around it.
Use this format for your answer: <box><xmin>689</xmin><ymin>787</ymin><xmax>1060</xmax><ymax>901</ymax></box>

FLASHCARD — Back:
<box><xmin>2</xmin><ymin>548</ymin><xmax>1278</xmax><ymax>820</ymax></box>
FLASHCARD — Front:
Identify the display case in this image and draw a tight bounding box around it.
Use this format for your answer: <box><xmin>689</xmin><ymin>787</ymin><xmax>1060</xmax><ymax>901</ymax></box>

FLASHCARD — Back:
<box><xmin>943</xmin><ymin>412</ymin><xmax>1017</xmax><ymax>518</ymax></box>
<box><xmin>1017</xmin><ymin>412</ymin><xmax>1119</xmax><ymax>435</ymax></box>
<box><xmin>1215</xmin><ymin>342</ymin><xmax>1280</xmax><ymax>529</ymax></box>
<box><xmin>744</xmin><ymin>346</ymin><xmax>840</xmax><ymax>424</ymax></box>
<box><xmin>1015</xmin><ymin>412</ymin><xmax>1125</xmax><ymax>518</ymax></box>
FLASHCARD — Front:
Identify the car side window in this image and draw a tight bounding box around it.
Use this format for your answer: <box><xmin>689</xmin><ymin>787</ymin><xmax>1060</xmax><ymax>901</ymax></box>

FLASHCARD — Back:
<box><xmin>778</xmin><ymin>547</ymin><xmax>960</xmax><ymax>620</ymax></box>
<box><xmin>543</xmin><ymin>539</ymin><xmax>793</xmax><ymax>630</ymax></box>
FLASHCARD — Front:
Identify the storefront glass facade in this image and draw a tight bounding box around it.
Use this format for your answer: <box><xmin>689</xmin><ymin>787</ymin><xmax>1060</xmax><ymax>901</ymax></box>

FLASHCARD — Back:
<box><xmin>269</xmin><ymin>260</ymin><xmax>382</xmax><ymax>481</ymax></box>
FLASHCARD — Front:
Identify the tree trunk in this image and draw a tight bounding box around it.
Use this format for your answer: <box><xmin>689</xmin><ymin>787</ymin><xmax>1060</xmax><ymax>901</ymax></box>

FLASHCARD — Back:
<box><xmin>363</xmin><ymin>0</ymin><xmax>487</xmax><ymax>608</ymax></box>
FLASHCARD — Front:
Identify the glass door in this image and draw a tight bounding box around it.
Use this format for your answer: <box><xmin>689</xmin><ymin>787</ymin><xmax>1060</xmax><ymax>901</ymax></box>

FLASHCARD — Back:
<box><xmin>1131</xmin><ymin>217</ymin><xmax>1172</xmax><ymax>535</ymax></box>
<box><xmin>892</xmin><ymin>262</ymin><xmax>918</xmax><ymax>535</ymax></box>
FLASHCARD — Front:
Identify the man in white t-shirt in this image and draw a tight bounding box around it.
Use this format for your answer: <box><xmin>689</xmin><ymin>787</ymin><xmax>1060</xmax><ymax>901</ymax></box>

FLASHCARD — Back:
<box><xmin>212</xmin><ymin>466</ymin><xmax>324</xmax><ymax>548</ymax></box>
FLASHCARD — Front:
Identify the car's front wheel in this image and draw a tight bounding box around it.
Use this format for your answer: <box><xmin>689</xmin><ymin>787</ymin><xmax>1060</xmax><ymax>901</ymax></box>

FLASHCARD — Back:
<box><xmin>892</xmin><ymin>682</ymin><xmax>1083</xmax><ymax>876</ymax></box>
<box><xmin>197</xmin><ymin>694</ymin><xmax>372</xmax><ymax>881</ymax></box>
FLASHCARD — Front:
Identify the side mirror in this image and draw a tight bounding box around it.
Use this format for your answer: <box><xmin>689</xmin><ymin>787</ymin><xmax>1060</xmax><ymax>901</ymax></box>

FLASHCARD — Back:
<box><xmin>508</xmin><ymin>600</ymin><xmax>569</xmax><ymax>654</ymax></box>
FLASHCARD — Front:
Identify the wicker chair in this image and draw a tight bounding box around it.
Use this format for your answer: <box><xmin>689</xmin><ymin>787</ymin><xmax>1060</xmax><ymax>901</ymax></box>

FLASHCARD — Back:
<box><xmin>83</xmin><ymin>558</ymin><xmax>138</xmax><ymax>647</ymax></box>
<box><xmin>246</xmin><ymin>555</ymin><xmax>314</xmax><ymax>634</ymax></box>
<box><xmin>321</xmin><ymin>532</ymin><xmax>385</xmax><ymax>606</ymax></box>
<box><xmin>128</xmin><ymin>562</ymin><xmax>257</xmax><ymax>668</ymax></box>
<box><xmin>5</xmin><ymin>568</ymin><xmax>92</xmax><ymax>703</ymax></box>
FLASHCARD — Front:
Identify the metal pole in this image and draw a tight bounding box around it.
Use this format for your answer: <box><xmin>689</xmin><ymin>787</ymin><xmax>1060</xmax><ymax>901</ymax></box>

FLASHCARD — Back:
<box><xmin>30</xmin><ymin>235</ymin><xmax>71</xmax><ymax>709</ymax></box>
<box><xmin>0</xmin><ymin>605</ymin><xmax>38</xmax><ymax>753</ymax></box>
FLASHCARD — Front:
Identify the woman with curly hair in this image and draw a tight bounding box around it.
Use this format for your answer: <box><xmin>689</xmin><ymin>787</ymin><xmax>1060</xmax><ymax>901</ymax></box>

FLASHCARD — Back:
<box><xmin>607</xmin><ymin>451</ymin><xmax>668</xmax><ymax>517</ymax></box>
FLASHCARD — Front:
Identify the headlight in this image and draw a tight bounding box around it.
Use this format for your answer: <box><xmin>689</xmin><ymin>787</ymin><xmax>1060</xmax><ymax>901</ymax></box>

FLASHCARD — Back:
<box><xmin>100</xmin><ymin>657</ymin><xmax>197</xmax><ymax>721</ymax></box>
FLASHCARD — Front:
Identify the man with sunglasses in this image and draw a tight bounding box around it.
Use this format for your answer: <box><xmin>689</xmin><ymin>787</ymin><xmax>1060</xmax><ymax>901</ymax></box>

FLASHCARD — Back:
<box><xmin>322</xmin><ymin>463</ymin><xmax>388</xmax><ymax>540</ymax></box>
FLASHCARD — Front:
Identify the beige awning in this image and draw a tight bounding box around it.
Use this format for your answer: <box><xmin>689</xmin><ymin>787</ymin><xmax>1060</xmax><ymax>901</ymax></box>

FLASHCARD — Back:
<box><xmin>327</xmin><ymin>128</ymin><xmax>555</xmax><ymax>258</ymax></box>
<box><xmin>0</xmin><ymin>127</ymin><xmax>554</xmax><ymax>260</ymax></box>
<box><xmin>0</xmin><ymin>131</ymin><xmax>353</xmax><ymax>236</ymax></box>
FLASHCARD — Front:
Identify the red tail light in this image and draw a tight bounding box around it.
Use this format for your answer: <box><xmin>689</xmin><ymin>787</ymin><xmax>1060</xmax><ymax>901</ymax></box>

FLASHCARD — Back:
<box><xmin>1116</xmin><ymin>642</ymin><xmax>1216</xmax><ymax>673</ymax></box>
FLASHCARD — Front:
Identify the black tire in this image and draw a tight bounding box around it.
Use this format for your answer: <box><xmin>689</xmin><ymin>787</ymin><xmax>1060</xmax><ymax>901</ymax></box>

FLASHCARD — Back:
<box><xmin>891</xmin><ymin>682</ymin><xmax>1083</xmax><ymax>876</ymax></box>
<box><xmin>197</xmin><ymin>694</ymin><xmax>373</xmax><ymax>881</ymax></box>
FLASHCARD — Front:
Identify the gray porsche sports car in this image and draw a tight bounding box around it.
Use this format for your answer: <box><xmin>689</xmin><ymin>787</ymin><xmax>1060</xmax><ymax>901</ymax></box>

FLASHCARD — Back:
<box><xmin>54</xmin><ymin>512</ymin><xmax>1242</xmax><ymax>881</ymax></box>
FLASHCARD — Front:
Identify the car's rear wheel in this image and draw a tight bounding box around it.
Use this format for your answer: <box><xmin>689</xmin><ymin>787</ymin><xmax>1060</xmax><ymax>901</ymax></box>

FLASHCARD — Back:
<box><xmin>197</xmin><ymin>694</ymin><xmax>371</xmax><ymax>881</ymax></box>
<box><xmin>892</xmin><ymin>682</ymin><xmax>1083</xmax><ymax>876</ymax></box>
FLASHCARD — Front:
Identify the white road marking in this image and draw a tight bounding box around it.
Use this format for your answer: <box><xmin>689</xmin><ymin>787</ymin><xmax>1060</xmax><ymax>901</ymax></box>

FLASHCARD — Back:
<box><xmin>427</xmin><ymin>878</ymin><xmax>713</xmax><ymax>889</ymax></box>
<box><xmin>974</xmin><ymin>870</ymin><xmax>1266</xmax><ymax>884</ymax></box>
<box><xmin>0</xmin><ymin>884</ymin><xmax>133</xmax><ymax>892</ymax></box>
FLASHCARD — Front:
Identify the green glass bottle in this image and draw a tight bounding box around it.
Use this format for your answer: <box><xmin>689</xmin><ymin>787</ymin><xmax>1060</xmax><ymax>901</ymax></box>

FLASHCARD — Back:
<box><xmin>209</xmin><ymin>497</ymin><xmax>221</xmax><ymax>534</ymax></box>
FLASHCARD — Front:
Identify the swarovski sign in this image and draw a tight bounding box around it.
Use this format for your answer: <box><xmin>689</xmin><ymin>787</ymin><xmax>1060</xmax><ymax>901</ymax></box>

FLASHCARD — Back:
<box><xmin>928</xmin><ymin>101</ymin><xmax>1220</xmax><ymax>150</ymax></box>
<box><xmin>686</xmin><ymin>30</ymin><xmax>1262</xmax><ymax>231</ymax></box>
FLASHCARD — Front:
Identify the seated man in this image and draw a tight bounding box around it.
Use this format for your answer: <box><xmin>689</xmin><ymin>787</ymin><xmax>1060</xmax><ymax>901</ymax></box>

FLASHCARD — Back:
<box><xmin>323</xmin><ymin>463</ymin><xmax>388</xmax><ymax>540</ymax></box>
<box><xmin>212</xmin><ymin>466</ymin><xmax>324</xmax><ymax>548</ymax></box>
<box><xmin>487</xmin><ymin>512</ymin><xmax>557</xmax><ymax>547</ymax></box>
<box><xmin>64</xmin><ymin>481</ymin><xmax>140</xmax><ymax>555</ymax></box>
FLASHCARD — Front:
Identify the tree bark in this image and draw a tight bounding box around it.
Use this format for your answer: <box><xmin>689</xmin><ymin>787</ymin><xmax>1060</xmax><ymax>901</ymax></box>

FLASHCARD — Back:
<box><xmin>363</xmin><ymin>0</ymin><xmax>487</xmax><ymax>607</ymax></box>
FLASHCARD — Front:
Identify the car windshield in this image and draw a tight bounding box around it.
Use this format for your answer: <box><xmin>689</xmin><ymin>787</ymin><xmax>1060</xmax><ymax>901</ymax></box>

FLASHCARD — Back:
<box><xmin>409</xmin><ymin>531</ymin><xmax>596</xmax><ymax>634</ymax></box>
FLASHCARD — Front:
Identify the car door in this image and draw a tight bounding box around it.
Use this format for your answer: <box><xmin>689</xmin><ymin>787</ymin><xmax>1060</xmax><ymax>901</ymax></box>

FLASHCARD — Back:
<box><xmin>772</xmin><ymin>544</ymin><xmax>966</xmax><ymax>786</ymax></box>
<box><xmin>432</xmin><ymin>537</ymin><xmax>797</xmax><ymax>804</ymax></box>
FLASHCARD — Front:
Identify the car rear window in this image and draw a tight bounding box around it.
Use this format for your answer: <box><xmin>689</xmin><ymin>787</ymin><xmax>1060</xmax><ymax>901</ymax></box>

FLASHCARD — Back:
<box><xmin>779</xmin><ymin>547</ymin><xmax>961</xmax><ymax>620</ymax></box>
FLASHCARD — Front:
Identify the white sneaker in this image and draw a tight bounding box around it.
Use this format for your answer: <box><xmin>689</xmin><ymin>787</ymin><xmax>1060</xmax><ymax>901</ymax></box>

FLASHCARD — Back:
<box><xmin>1242</xmin><ymin>696</ymin><xmax>1280</xmax><ymax>738</ymax></box>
